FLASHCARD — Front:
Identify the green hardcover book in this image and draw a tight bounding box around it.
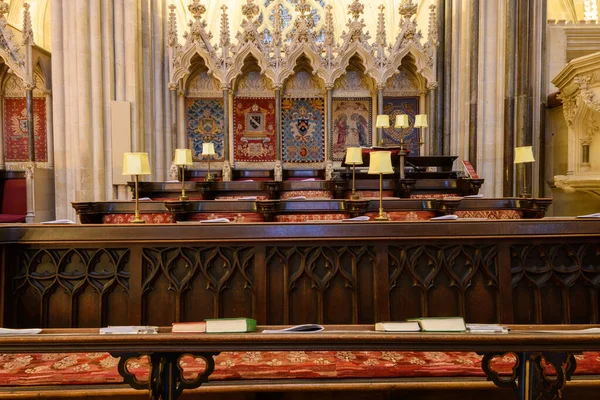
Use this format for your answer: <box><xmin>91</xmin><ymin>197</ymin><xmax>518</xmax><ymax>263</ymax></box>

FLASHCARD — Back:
<box><xmin>406</xmin><ymin>317</ymin><xmax>466</xmax><ymax>332</ymax></box>
<box><xmin>204</xmin><ymin>318</ymin><xmax>257</xmax><ymax>333</ymax></box>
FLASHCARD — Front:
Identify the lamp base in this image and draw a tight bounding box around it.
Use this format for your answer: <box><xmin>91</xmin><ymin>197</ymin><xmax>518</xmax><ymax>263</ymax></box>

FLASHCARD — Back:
<box><xmin>520</xmin><ymin>192</ymin><xmax>531</xmax><ymax>198</ymax></box>
<box><xmin>350</xmin><ymin>194</ymin><xmax>360</xmax><ymax>200</ymax></box>
<box><xmin>179</xmin><ymin>195</ymin><xmax>189</xmax><ymax>201</ymax></box>
<box><xmin>205</xmin><ymin>173</ymin><xmax>216</xmax><ymax>182</ymax></box>
<box><xmin>131</xmin><ymin>218</ymin><xmax>146</xmax><ymax>224</ymax></box>
<box><xmin>374</xmin><ymin>215</ymin><xmax>388</xmax><ymax>221</ymax></box>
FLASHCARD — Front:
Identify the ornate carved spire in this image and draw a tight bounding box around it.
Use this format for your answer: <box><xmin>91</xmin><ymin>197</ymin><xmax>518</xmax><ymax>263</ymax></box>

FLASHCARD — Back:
<box><xmin>22</xmin><ymin>3</ymin><xmax>34</xmax><ymax>45</ymax></box>
<box><xmin>289</xmin><ymin>0</ymin><xmax>315</xmax><ymax>43</ymax></box>
<box><xmin>295</xmin><ymin>0</ymin><xmax>311</xmax><ymax>17</ymax></box>
<box><xmin>399</xmin><ymin>0</ymin><xmax>418</xmax><ymax>20</ymax></box>
<box><xmin>242</xmin><ymin>0</ymin><xmax>260</xmax><ymax>22</ymax></box>
<box><xmin>272</xmin><ymin>2</ymin><xmax>282</xmax><ymax>48</ymax></box>
<box><xmin>347</xmin><ymin>0</ymin><xmax>365</xmax><ymax>21</ymax></box>
<box><xmin>187</xmin><ymin>0</ymin><xmax>212</xmax><ymax>43</ymax></box>
<box><xmin>428</xmin><ymin>4</ymin><xmax>438</xmax><ymax>46</ymax></box>
<box><xmin>167</xmin><ymin>4</ymin><xmax>178</xmax><ymax>47</ymax></box>
<box><xmin>339</xmin><ymin>0</ymin><xmax>370</xmax><ymax>48</ymax></box>
<box><xmin>0</xmin><ymin>0</ymin><xmax>8</xmax><ymax>17</ymax></box>
<box><xmin>220</xmin><ymin>5</ymin><xmax>230</xmax><ymax>48</ymax></box>
<box><xmin>376</xmin><ymin>4</ymin><xmax>386</xmax><ymax>48</ymax></box>
<box><xmin>324</xmin><ymin>4</ymin><xmax>334</xmax><ymax>48</ymax></box>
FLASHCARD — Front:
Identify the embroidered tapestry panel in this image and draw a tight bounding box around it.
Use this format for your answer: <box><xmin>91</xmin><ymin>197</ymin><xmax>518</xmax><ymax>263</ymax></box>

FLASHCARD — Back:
<box><xmin>281</xmin><ymin>98</ymin><xmax>324</xmax><ymax>163</ymax></box>
<box><xmin>381</xmin><ymin>97</ymin><xmax>420</xmax><ymax>154</ymax></box>
<box><xmin>187</xmin><ymin>98</ymin><xmax>225</xmax><ymax>162</ymax></box>
<box><xmin>330</xmin><ymin>98</ymin><xmax>372</xmax><ymax>161</ymax></box>
<box><xmin>234</xmin><ymin>98</ymin><xmax>277</xmax><ymax>162</ymax></box>
<box><xmin>4</xmin><ymin>98</ymin><xmax>47</xmax><ymax>162</ymax></box>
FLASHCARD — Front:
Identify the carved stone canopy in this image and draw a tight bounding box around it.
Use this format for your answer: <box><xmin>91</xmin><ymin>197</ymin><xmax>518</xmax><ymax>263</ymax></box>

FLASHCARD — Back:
<box><xmin>169</xmin><ymin>0</ymin><xmax>438</xmax><ymax>94</ymax></box>
<box><xmin>553</xmin><ymin>51</ymin><xmax>600</xmax><ymax>195</ymax></box>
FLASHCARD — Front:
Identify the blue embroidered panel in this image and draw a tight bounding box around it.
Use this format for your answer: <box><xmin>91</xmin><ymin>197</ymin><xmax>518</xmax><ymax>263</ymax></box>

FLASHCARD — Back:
<box><xmin>281</xmin><ymin>98</ymin><xmax>325</xmax><ymax>163</ymax></box>
<box><xmin>187</xmin><ymin>98</ymin><xmax>225</xmax><ymax>161</ymax></box>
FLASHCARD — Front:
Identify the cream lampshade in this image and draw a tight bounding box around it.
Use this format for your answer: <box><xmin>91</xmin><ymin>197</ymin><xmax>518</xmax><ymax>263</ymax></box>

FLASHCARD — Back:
<box><xmin>122</xmin><ymin>152</ymin><xmax>151</xmax><ymax>224</ymax></box>
<box><xmin>395</xmin><ymin>115</ymin><xmax>409</xmax><ymax>128</ymax></box>
<box><xmin>202</xmin><ymin>142</ymin><xmax>216</xmax><ymax>155</ymax></box>
<box><xmin>514</xmin><ymin>146</ymin><xmax>535</xmax><ymax>198</ymax></box>
<box><xmin>345</xmin><ymin>147</ymin><xmax>363</xmax><ymax>200</ymax></box>
<box><xmin>375</xmin><ymin>115</ymin><xmax>390</xmax><ymax>128</ymax></box>
<box><xmin>173</xmin><ymin>149</ymin><xmax>193</xmax><ymax>201</ymax></box>
<box><xmin>202</xmin><ymin>142</ymin><xmax>216</xmax><ymax>181</ymax></box>
<box><xmin>173</xmin><ymin>148</ymin><xmax>193</xmax><ymax>166</ymax></box>
<box><xmin>368</xmin><ymin>151</ymin><xmax>394</xmax><ymax>221</ymax></box>
<box><xmin>514</xmin><ymin>146</ymin><xmax>535</xmax><ymax>164</ymax></box>
<box><xmin>414</xmin><ymin>114</ymin><xmax>428</xmax><ymax>128</ymax></box>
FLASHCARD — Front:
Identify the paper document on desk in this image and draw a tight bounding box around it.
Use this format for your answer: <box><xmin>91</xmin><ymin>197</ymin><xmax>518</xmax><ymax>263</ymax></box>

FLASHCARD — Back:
<box><xmin>41</xmin><ymin>219</ymin><xmax>75</xmax><ymax>224</ymax></box>
<box><xmin>301</xmin><ymin>178</ymin><xmax>316</xmax><ymax>181</ymax></box>
<box><xmin>343</xmin><ymin>216</ymin><xmax>370</xmax><ymax>221</ymax></box>
<box><xmin>286</xmin><ymin>196</ymin><xmax>307</xmax><ymax>200</ymax></box>
<box><xmin>577</xmin><ymin>213</ymin><xmax>600</xmax><ymax>218</ymax></box>
<box><xmin>262</xmin><ymin>324</ymin><xmax>324</xmax><ymax>334</ymax></box>
<box><xmin>200</xmin><ymin>218</ymin><xmax>230</xmax><ymax>223</ymax></box>
<box><xmin>515</xmin><ymin>327</ymin><xmax>600</xmax><ymax>334</ymax></box>
<box><xmin>99</xmin><ymin>326</ymin><xmax>158</xmax><ymax>335</ymax></box>
<box><xmin>463</xmin><ymin>194</ymin><xmax>484</xmax><ymax>198</ymax></box>
<box><xmin>0</xmin><ymin>328</ymin><xmax>42</xmax><ymax>335</ymax></box>
<box><xmin>430</xmin><ymin>215</ymin><xmax>459</xmax><ymax>220</ymax></box>
<box><xmin>466</xmin><ymin>323</ymin><xmax>509</xmax><ymax>333</ymax></box>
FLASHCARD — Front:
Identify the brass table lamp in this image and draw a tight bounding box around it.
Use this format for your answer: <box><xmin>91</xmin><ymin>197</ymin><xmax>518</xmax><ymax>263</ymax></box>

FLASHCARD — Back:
<box><xmin>414</xmin><ymin>114</ymin><xmax>427</xmax><ymax>147</ymax></box>
<box><xmin>122</xmin><ymin>152</ymin><xmax>151</xmax><ymax>224</ymax></box>
<box><xmin>395</xmin><ymin>115</ymin><xmax>409</xmax><ymax>179</ymax></box>
<box><xmin>202</xmin><ymin>142</ymin><xmax>216</xmax><ymax>181</ymax></box>
<box><xmin>376</xmin><ymin>115</ymin><xmax>390</xmax><ymax>146</ymax></box>
<box><xmin>173</xmin><ymin>149</ymin><xmax>193</xmax><ymax>201</ymax></box>
<box><xmin>368</xmin><ymin>151</ymin><xmax>394</xmax><ymax>221</ymax></box>
<box><xmin>345</xmin><ymin>147</ymin><xmax>363</xmax><ymax>200</ymax></box>
<box><xmin>514</xmin><ymin>146</ymin><xmax>535</xmax><ymax>197</ymax></box>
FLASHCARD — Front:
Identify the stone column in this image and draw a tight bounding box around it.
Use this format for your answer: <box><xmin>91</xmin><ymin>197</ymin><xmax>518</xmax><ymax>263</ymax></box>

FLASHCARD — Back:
<box><xmin>377</xmin><ymin>86</ymin><xmax>384</xmax><ymax>146</ymax></box>
<box><xmin>468</xmin><ymin>0</ymin><xmax>479</xmax><ymax>165</ymax></box>
<box><xmin>443</xmin><ymin>0</ymin><xmax>453</xmax><ymax>155</ymax></box>
<box><xmin>326</xmin><ymin>87</ymin><xmax>332</xmax><ymax>160</ymax></box>
<box><xmin>44</xmin><ymin>89</ymin><xmax>54</xmax><ymax>168</ymax></box>
<box><xmin>433</xmin><ymin>0</ymin><xmax>445</xmax><ymax>155</ymax></box>
<box><xmin>25</xmin><ymin>84</ymin><xmax>34</xmax><ymax>161</ymax></box>
<box><xmin>222</xmin><ymin>87</ymin><xmax>229</xmax><ymax>160</ymax></box>
<box><xmin>0</xmin><ymin>90</ymin><xmax>4</xmax><ymax>170</ymax></box>
<box><xmin>177</xmin><ymin>87</ymin><xmax>186</xmax><ymax>148</ymax></box>
<box><xmin>503</xmin><ymin>0</ymin><xmax>517</xmax><ymax>196</ymax></box>
<box><xmin>275</xmin><ymin>87</ymin><xmax>282</xmax><ymax>160</ymax></box>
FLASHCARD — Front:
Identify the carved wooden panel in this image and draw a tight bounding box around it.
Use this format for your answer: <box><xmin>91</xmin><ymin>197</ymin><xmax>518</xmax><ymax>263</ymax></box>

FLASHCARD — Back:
<box><xmin>9</xmin><ymin>247</ymin><xmax>130</xmax><ymax>328</ymax></box>
<box><xmin>388</xmin><ymin>245</ymin><xmax>500</xmax><ymax>323</ymax></box>
<box><xmin>511</xmin><ymin>244</ymin><xmax>600</xmax><ymax>324</ymax></box>
<box><xmin>266</xmin><ymin>246</ymin><xmax>376</xmax><ymax>325</ymax></box>
<box><xmin>141</xmin><ymin>247</ymin><xmax>255</xmax><ymax>326</ymax></box>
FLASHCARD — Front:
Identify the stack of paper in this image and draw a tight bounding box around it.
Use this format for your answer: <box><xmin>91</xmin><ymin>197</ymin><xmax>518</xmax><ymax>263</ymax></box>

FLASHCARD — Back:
<box><xmin>343</xmin><ymin>216</ymin><xmax>370</xmax><ymax>221</ymax></box>
<box><xmin>466</xmin><ymin>323</ymin><xmax>509</xmax><ymax>333</ymax></box>
<box><xmin>577</xmin><ymin>213</ymin><xmax>600</xmax><ymax>218</ymax></box>
<box><xmin>430</xmin><ymin>215</ymin><xmax>459</xmax><ymax>220</ymax></box>
<box><xmin>0</xmin><ymin>328</ymin><xmax>42</xmax><ymax>335</ymax></box>
<box><xmin>200</xmin><ymin>218</ymin><xmax>230</xmax><ymax>223</ymax></box>
<box><xmin>99</xmin><ymin>326</ymin><xmax>158</xmax><ymax>335</ymax></box>
<box><xmin>262</xmin><ymin>324</ymin><xmax>324</xmax><ymax>334</ymax></box>
<box><xmin>41</xmin><ymin>219</ymin><xmax>75</xmax><ymax>225</ymax></box>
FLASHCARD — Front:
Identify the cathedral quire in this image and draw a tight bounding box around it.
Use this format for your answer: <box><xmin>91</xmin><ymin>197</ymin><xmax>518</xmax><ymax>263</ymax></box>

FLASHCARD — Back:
<box><xmin>0</xmin><ymin>0</ymin><xmax>599</xmax><ymax>399</ymax></box>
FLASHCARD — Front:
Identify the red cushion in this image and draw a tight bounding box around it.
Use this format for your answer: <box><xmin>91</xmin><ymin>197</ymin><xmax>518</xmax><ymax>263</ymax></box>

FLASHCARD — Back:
<box><xmin>1</xmin><ymin>351</ymin><xmax>599</xmax><ymax>386</ymax></box>
<box><xmin>0</xmin><ymin>214</ymin><xmax>26</xmax><ymax>223</ymax></box>
<box><xmin>2</xmin><ymin>179</ymin><xmax>27</xmax><ymax>215</ymax></box>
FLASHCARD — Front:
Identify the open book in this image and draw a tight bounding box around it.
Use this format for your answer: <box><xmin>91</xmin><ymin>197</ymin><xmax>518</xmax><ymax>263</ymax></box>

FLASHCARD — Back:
<box><xmin>0</xmin><ymin>328</ymin><xmax>42</xmax><ymax>335</ymax></box>
<box><xmin>262</xmin><ymin>324</ymin><xmax>324</xmax><ymax>334</ymax></box>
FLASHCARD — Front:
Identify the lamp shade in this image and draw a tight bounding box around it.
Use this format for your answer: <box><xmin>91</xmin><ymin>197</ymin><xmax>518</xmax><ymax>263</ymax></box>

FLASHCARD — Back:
<box><xmin>122</xmin><ymin>152</ymin><xmax>151</xmax><ymax>175</ymax></box>
<box><xmin>514</xmin><ymin>146</ymin><xmax>535</xmax><ymax>164</ymax></box>
<box><xmin>395</xmin><ymin>114</ymin><xmax>409</xmax><ymax>128</ymax></box>
<box><xmin>345</xmin><ymin>147</ymin><xmax>363</xmax><ymax>165</ymax></box>
<box><xmin>202</xmin><ymin>142</ymin><xmax>216</xmax><ymax>156</ymax></box>
<box><xmin>414</xmin><ymin>114</ymin><xmax>428</xmax><ymax>128</ymax></box>
<box><xmin>173</xmin><ymin>149</ymin><xmax>193</xmax><ymax>166</ymax></box>
<box><xmin>368</xmin><ymin>151</ymin><xmax>394</xmax><ymax>175</ymax></box>
<box><xmin>375</xmin><ymin>115</ymin><xmax>390</xmax><ymax>128</ymax></box>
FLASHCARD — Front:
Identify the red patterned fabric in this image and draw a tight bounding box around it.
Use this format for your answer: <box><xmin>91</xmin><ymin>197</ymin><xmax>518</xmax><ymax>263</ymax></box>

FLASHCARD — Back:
<box><xmin>215</xmin><ymin>196</ymin><xmax>269</xmax><ymax>200</ymax></box>
<box><xmin>364</xmin><ymin>211</ymin><xmax>436</xmax><ymax>221</ymax></box>
<box><xmin>410</xmin><ymin>194</ymin><xmax>460</xmax><ymax>199</ymax></box>
<box><xmin>189</xmin><ymin>213</ymin><xmax>264</xmax><ymax>223</ymax></box>
<box><xmin>101</xmin><ymin>213</ymin><xmax>174</xmax><ymax>224</ymax></box>
<box><xmin>455</xmin><ymin>210</ymin><xmax>523</xmax><ymax>219</ymax></box>
<box><xmin>2</xmin><ymin>179</ymin><xmax>27</xmax><ymax>215</ymax></box>
<box><xmin>234</xmin><ymin>98</ymin><xmax>277</xmax><ymax>162</ymax></box>
<box><xmin>275</xmin><ymin>214</ymin><xmax>349</xmax><ymax>222</ymax></box>
<box><xmin>1</xmin><ymin>351</ymin><xmax>599</xmax><ymax>387</ymax></box>
<box><xmin>355</xmin><ymin>190</ymin><xmax>395</xmax><ymax>199</ymax></box>
<box><xmin>4</xmin><ymin>98</ymin><xmax>47</xmax><ymax>162</ymax></box>
<box><xmin>281</xmin><ymin>191</ymin><xmax>333</xmax><ymax>200</ymax></box>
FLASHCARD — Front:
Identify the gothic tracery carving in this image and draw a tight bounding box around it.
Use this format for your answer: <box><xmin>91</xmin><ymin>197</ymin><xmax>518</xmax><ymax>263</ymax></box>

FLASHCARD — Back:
<box><xmin>169</xmin><ymin>0</ymin><xmax>438</xmax><ymax>93</ymax></box>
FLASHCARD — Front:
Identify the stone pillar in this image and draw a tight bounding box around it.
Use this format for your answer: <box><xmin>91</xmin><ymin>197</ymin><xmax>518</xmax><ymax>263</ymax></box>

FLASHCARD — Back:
<box><xmin>503</xmin><ymin>0</ymin><xmax>517</xmax><ymax>196</ymax></box>
<box><xmin>377</xmin><ymin>87</ymin><xmax>384</xmax><ymax>146</ymax></box>
<box><xmin>326</xmin><ymin>87</ymin><xmax>332</xmax><ymax>160</ymax></box>
<box><xmin>222</xmin><ymin>88</ymin><xmax>229</xmax><ymax>160</ymax></box>
<box><xmin>0</xmin><ymin>90</ymin><xmax>4</xmax><ymax>170</ymax></box>
<box><xmin>468</xmin><ymin>0</ymin><xmax>479</xmax><ymax>165</ymax></box>
<box><xmin>443</xmin><ymin>0</ymin><xmax>453</xmax><ymax>155</ymax></box>
<box><xmin>44</xmin><ymin>89</ymin><xmax>54</xmax><ymax>168</ymax></box>
<box><xmin>177</xmin><ymin>87</ymin><xmax>186</xmax><ymax>148</ymax></box>
<box><xmin>275</xmin><ymin>88</ymin><xmax>282</xmax><ymax>160</ymax></box>
<box><xmin>434</xmin><ymin>0</ymin><xmax>445</xmax><ymax>155</ymax></box>
<box><xmin>25</xmin><ymin>86</ymin><xmax>34</xmax><ymax>161</ymax></box>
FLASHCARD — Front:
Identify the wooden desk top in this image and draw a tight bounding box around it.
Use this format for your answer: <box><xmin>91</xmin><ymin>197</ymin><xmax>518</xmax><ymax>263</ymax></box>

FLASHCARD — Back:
<box><xmin>1</xmin><ymin>326</ymin><xmax>599</xmax><ymax>354</ymax></box>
